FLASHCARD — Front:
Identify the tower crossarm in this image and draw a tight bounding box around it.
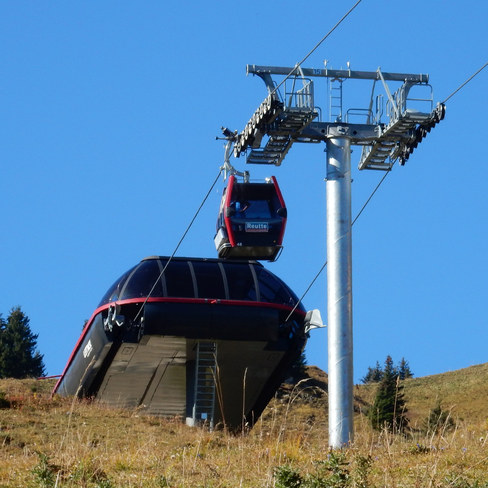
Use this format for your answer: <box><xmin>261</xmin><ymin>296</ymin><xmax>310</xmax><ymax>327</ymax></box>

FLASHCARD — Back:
<box><xmin>247</xmin><ymin>64</ymin><xmax>429</xmax><ymax>83</ymax></box>
<box><xmin>228</xmin><ymin>64</ymin><xmax>444</xmax><ymax>169</ymax></box>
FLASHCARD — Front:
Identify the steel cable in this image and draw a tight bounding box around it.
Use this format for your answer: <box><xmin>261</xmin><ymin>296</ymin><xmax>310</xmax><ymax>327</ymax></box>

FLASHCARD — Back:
<box><xmin>269</xmin><ymin>0</ymin><xmax>363</xmax><ymax>97</ymax></box>
<box><xmin>285</xmin><ymin>166</ymin><xmax>393</xmax><ymax>322</ymax></box>
<box><xmin>442</xmin><ymin>61</ymin><xmax>488</xmax><ymax>104</ymax></box>
<box><xmin>132</xmin><ymin>169</ymin><xmax>223</xmax><ymax>323</ymax></box>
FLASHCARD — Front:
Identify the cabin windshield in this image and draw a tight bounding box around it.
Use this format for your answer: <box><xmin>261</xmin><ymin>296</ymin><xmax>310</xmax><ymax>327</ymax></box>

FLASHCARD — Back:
<box><xmin>231</xmin><ymin>184</ymin><xmax>282</xmax><ymax>219</ymax></box>
<box><xmin>236</xmin><ymin>200</ymin><xmax>272</xmax><ymax>219</ymax></box>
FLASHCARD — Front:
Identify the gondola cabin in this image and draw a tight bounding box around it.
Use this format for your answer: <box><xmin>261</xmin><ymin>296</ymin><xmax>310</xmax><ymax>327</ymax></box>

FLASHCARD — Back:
<box><xmin>214</xmin><ymin>175</ymin><xmax>287</xmax><ymax>261</ymax></box>
<box><xmin>53</xmin><ymin>256</ymin><xmax>308</xmax><ymax>430</ymax></box>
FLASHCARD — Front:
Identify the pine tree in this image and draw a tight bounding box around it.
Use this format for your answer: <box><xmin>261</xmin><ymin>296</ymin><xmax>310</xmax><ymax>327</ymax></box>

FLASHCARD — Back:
<box><xmin>289</xmin><ymin>351</ymin><xmax>308</xmax><ymax>382</ymax></box>
<box><xmin>361</xmin><ymin>361</ymin><xmax>383</xmax><ymax>384</ymax></box>
<box><xmin>0</xmin><ymin>307</ymin><xmax>45</xmax><ymax>378</ymax></box>
<box><xmin>368</xmin><ymin>355</ymin><xmax>409</xmax><ymax>433</ymax></box>
<box><xmin>424</xmin><ymin>401</ymin><xmax>454</xmax><ymax>434</ymax></box>
<box><xmin>398</xmin><ymin>357</ymin><xmax>413</xmax><ymax>380</ymax></box>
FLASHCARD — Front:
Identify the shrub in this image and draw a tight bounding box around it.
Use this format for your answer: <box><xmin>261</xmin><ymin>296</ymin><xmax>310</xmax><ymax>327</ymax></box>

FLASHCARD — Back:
<box><xmin>31</xmin><ymin>453</ymin><xmax>57</xmax><ymax>488</ymax></box>
<box><xmin>0</xmin><ymin>390</ymin><xmax>11</xmax><ymax>408</ymax></box>
<box><xmin>425</xmin><ymin>401</ymin><xmax>455</xmax><ymax>435</ymax></box>
<box><xmin>275</xmin><ymin>465</ymin><xmax>303</xmax><ymax>488</ymax></box>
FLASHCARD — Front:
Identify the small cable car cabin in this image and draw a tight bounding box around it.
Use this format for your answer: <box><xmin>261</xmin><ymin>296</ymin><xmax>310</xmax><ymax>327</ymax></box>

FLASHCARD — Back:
<box><xmin>214</xmin><ymin>175</ymin><xmax>287</xmax><ymax>261</ymax></box>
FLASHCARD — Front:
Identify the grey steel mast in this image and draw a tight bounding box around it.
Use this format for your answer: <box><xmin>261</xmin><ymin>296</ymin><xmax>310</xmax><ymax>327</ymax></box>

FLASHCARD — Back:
<box><xmin>326</xmin><ymin>135</ymin><xmax>353</xmax><ymax>445</ymax></box>
<box><xmin>227</xmin><ymin>63</ymin><xmax>445</xmax><ymax>447</ymax></box>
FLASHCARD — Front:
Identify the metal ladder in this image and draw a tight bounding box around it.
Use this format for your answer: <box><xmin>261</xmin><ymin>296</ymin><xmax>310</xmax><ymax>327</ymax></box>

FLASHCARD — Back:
<box><xmin>192</xmin><ymin>341</ymin><xmax>217</xmax><ymax>428</ymax></box>
<box><xmin>329</xmin><ymin>78</ymin><xmax>343</xmax><ymax>122</ymax></box>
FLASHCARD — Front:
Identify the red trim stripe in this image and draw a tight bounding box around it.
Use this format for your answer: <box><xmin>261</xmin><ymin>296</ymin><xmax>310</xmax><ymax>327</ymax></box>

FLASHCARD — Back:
<box><xmin>272</xmin><ymin>176</ymin><xmax>287</xmax><ymax>245</ymax></box>
<box><xmin>223</xmin><ymin>175</ymin><xmax>236</xmax><ymax>246</ymax></box>
<box><xmin>53</xmin><ymin>296</ymin><xmax>305</xmax><ymax>393</ymax></box>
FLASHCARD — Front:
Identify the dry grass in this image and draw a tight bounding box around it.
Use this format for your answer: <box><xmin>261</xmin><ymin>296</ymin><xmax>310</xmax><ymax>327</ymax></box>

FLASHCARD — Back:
<box><xmin>1</xmin><ymin>365</ymin><xmax>488</xmax><ymax>487</ymax></box>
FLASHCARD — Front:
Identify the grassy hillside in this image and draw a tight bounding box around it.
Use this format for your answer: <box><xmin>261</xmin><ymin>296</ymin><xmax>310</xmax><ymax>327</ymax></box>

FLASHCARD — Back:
<box><xmin>404</xmin><ymin>363</ymin><xmax>488</xmax><ymax>425</ymax></box>
<box><xmin>1</xmin><ymin>364</ymin><xmax>488</xmax><ymax>487</ymax></box>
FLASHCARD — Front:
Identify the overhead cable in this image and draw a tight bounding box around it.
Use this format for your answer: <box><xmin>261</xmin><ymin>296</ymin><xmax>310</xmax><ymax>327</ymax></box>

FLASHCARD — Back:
<box><xmin>442</xmin><ymin>61</ymin><xmax>488</xmax><ymax>104</ymax></box>
<box><xmin>352</xmin><ymin>168</ymin><xmax>391</xmax><ymax>226</ymax></box>
<box><xmin>133</xmin><ymin>169</ymin><xmax>223</xmax><ymax>323</ymax></box>
<box><xmin>270</xmin><ymin>0</ymin><xmax>363</xmax><ymax>96</ymax></box>
<box><xmin>285</xmin><ymin>166</ymin><xmax>393</xmax><ymax>322</ymax></box>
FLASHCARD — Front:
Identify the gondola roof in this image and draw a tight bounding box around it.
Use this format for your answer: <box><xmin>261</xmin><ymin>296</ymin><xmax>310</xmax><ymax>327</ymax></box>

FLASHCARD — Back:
<box><xmin>98</xmin><ymin>255</ymin><xmax>305</xmax><ymax>313</ymax></box>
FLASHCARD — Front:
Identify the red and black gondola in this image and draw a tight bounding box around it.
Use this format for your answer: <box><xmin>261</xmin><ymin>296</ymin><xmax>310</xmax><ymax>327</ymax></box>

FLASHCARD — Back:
<box><xmin>53</xmin><ymin>256</ymin><xmax>307</xmax><ymax>430</ymax></box>
<box><xmin>214</xmin><ymin>175</ymin><xmax>287</xmax><ymax>261</ymax></box>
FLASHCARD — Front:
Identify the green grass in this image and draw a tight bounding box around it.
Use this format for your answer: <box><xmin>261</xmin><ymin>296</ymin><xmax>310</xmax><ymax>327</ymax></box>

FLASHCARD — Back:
<box><xmin>1</xmin><ymin>364</ymin><xmax>488</xmax><ymax>487</ymax></box>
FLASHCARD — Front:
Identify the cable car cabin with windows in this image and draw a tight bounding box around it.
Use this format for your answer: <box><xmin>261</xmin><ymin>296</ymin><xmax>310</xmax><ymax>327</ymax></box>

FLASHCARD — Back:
<box><xmin>214</xmin><ymin>175</ymin><xmax>287</xmax><ymax>261</ymax></box>
<box><xmin>53</xmin><ymin>256</ymin><xmax>308</xmax><ymax>430</ymax></box>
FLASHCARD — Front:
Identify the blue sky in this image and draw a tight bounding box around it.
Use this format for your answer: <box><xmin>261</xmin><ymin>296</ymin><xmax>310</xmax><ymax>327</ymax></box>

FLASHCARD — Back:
<box><xmin>1</xmin><ymin>1</ymin><xmax>487</xmax><ymax>383</ymax></box>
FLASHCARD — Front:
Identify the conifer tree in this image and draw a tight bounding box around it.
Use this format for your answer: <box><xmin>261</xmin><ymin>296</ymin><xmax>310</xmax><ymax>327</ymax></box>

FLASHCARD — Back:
<box><xmin>361</xmin><ymin>360</ymin><xmax>383</xmax><ymax>384</ymax></box>
<box><xmin>368</xmin><ymin>355</ymin><xmax>409</xmax><ymax>432</ymax></box>
<box><xmin>424</xmin><ymin>401</ymin><xmax>454</xmax><ymax>434</ymax></box>
<box><xmin>398</xmin><ymin>357</ymin><xmax>413</xmax><ymax>380</ymax></box>
<box><xmin>0</xmin><ymin>307</ymin><xmax>45</xmax><ymax>378</ymax></box>
<box><xmin>288</xmin><ymin>351</ymin><xmax>308</xmax><ymax>382</ymax></box>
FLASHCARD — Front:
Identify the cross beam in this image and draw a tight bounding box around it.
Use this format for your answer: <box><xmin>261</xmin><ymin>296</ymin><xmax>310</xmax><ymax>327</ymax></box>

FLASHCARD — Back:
<box><xmin>247</xmin><ymin>64</ymin><xmax>429</xmax><ymax>83</ymax></box>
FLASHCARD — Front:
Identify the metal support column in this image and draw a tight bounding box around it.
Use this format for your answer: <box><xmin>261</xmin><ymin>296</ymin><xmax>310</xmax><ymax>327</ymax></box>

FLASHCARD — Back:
<box><xmin>229</xmin><ymin>62</ymin><xmax>444</xmax><ymax>447</ymax></box>
<box><xmin>326</xmin><ymin>136</ymin><xmax>354</xmax><ymax>448</ymax></box>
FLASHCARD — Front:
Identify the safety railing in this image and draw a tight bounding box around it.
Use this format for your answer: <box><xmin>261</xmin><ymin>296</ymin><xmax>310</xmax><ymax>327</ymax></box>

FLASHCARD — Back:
<box><xmin>284</xmin><ymin>78</ymin><xmax>315</xmax><ymax>110</ymax></box>
<box><xmin>386</xmin><ymin>82</ymin><xmax>434</xmax><ymax>121</ymax></box>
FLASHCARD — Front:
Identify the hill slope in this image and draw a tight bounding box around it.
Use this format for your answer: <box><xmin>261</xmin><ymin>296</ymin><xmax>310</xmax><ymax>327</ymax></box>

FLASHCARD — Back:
<box><xmin>1</xmin><ymin>363</ymin><xmax>488</xmax><ymax>487</ymax></box>
<box><xmin>300</xmin><ymin>362</ymin><xmax>488</xmax><ymax>422</ymax></box>
<box><xmin>403</xmin><ymin>362</ymin><xmax>488</xmax><ymax>424</ymax></box>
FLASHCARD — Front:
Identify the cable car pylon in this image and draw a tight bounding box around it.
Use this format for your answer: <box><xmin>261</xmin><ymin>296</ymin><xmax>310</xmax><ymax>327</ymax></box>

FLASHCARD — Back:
<box><xmin>225</xmin><ymin>62</ymin><xmax>445</xmax><ymax>448</ymax></box>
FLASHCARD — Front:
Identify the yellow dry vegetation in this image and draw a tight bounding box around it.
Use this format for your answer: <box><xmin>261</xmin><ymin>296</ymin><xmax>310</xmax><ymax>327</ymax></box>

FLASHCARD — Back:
<box><xmin>0</xmin><ymin>364</ymin><xmax>487</xmax><ymax>487</ymax></box>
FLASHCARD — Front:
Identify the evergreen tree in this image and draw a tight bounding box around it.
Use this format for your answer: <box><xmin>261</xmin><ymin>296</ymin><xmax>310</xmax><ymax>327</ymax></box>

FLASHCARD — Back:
<box><xmin>398</xmin><ymin>357</ymin><xmax>413</xmax><ymax>380</ymax></box>
<box><xmin>361</xmin><ymin>361</ymin><xmax>383</xmax><ymax>384</ymax></box>
<box><xmin>0</xmin><ymin>307</ymin><xmax>45</xmax><ymax>378</ymax></box>
<box><xmin>424</xmin><ymin>401</ymin><xmax>454</xmax><ymax>434</ymax></box>
<box><xmin>289</xmin><ymin>351</ymin><xmax>308</xmax><ymax>382</ymax></box>
<box><xmin>368</xmin><ymin>355</ymin><xmax>409</xmax><ymax>433</ymax></box>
